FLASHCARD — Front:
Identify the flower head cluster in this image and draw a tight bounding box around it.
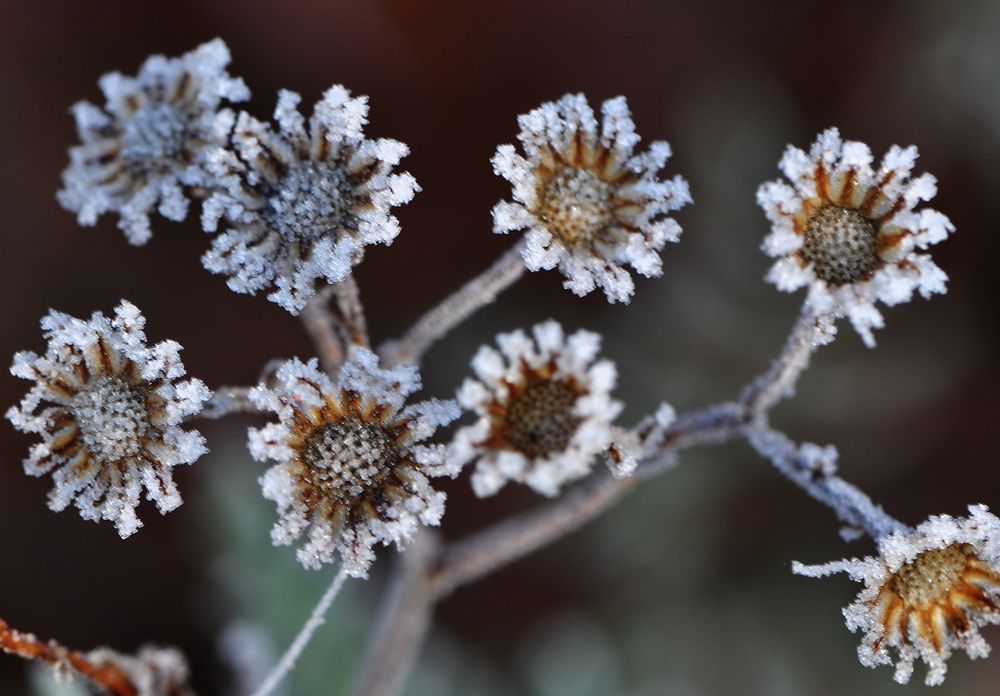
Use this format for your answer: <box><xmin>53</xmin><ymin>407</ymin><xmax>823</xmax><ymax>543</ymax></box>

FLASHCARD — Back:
<box><xmin>249</xmin><ymin>350</ymin><xmax>458</xmax><ymax>577</ymax></box>
<box><xmin>58</xmin><ymin>39</ymin><xmax>249</xmax><ymax>245</ymax></box>
<box><xmin>6</xmin><ymin>301</ymin><xmax>211</xmax><ymax>537</ymax></box>
<box><xmin>758</xmin><ymin>128</ymin><xmax>954</xmax><ymax>346</ymax></box>
<box><xmin>449</xmin><ymin>320</ymin><xmax>624</xmax><ymax>497</ymax></box>
<box><xmin>794</xmin><ymin>505</ymin><xmax>1000</xmax><ymax>685</ymax></box>
<box><xmin>201</xmin><ymin>86</ymin><xmax>418</xmax><ymax>314</ymax></box>
<box><xmin>492</xmin><ymin>94</ymin><xmax>691</xmax><ymax>303</ymax></box>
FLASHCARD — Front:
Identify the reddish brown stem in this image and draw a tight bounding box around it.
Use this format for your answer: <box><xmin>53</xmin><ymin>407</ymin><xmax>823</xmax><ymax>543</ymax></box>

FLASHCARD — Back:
<box><xmin>0</xmin><ymin>617</ymin><xmax>139</xmax><ymax>696</ymax></box>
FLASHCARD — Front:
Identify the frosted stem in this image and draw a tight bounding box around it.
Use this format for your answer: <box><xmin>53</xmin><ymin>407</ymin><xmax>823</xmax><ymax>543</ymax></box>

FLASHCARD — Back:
<box><xmin>199</xmin><ymin>385</ymin><xmax>261</xmax><ymax>419</ymax></box>
<box><xmin>743</xmin><ymin>424</ymin><xmax>907</xmax><ymax>539</ymax></box>
<box><xmin>379</xmin><ymin>242</ymin><xmax>526</xmax><ymax>366</ymax></box>
<box><xmin>740</xmin><ymin>306</ymin><xmax>836</xmax><ymax>415</ymax></box>
<box><xmin>352</xmin><ymin>533</ymin><xmax>438</xmax><ymax>696</ymax></box>
<box><xmin>301</xmin><ymin>286</ymin><xmax>345</xmax><ymax>375</ymax></box>
<box><xmin>334</xmin><ymin>274</ymin><xmax>370</xmax><ymax>349</ymax></box>
<box><xmin>251</xmin><ymin>567</ymin><xmax>350</xmax><ymax>696</ymax></box>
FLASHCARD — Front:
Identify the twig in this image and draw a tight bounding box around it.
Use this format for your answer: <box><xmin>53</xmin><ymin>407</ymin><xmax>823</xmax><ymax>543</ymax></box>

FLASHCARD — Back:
<box><xmin>0</xmin><ymin>617</ymin><xmax>189</xmax><ymax>696</ymax></box>
<box><xmin>251</xmin><ymin>566</ymin><xmax>350</xmax><ymax>696</ymax></box>
<box><xmin>379</xmin><ymin>242</ymin><xmax>526</xmax><ymax>366</ymax></box>
<box><xmin>301</xmin><ymin>287</ymin><xmax>345</xmax><ymax>375</ymax></box>
<box><xmin>333</xmin><ymin>274</ymin><xmax>370</xmax><ymax>349</ymax></box>
<box><xmin>742</xmin><ymin>424</ymin><xmax>907</xmax><ymax>540</ymax></box>
<box><xmin>351</xmin><ymin>533</ymin><xmax>439</xmax><ymax>696</ymax></box>
<box><xmin>199</xmin><ymin>386</ymin><xmax>261</xmax><ymax>419</ymax></box>
<box><xmin>740</xmin><ymin>307</ymin><xmax>836</xmax><ymax>415</ymax></box>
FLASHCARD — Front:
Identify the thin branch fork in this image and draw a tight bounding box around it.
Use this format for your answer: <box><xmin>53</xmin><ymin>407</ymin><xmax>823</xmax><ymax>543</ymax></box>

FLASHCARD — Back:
<box><xmin>1</xmin><ymin>617</ymin><xmax>141</xmax><ymax>696</ymax></box>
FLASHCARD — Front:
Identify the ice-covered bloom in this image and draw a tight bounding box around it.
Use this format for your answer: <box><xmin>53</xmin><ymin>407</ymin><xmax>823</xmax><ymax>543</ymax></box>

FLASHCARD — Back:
<box><xmin>58</xmin><ymin>39</ymin><xmax>249</xmax><ymax>245</ymax></box>
<box><xmin>6</xmin><ymin>301</ymin><xmax>211</xmax><ymax>538</ymax></box>
<box><xmin>201</xmin><ymin>86</ymin><xmax>419</xmax><ymax>315</ymax></box>
<box><xmin>449</xmin><ymin>320</ymin><xmax>624</xmax><ymax>497</ymax></box>
<box><xmin>758</xmin><ymin>127</ymin><xmax>954</xmax><ymax>347</ymax></box>
<box><xmin>249</xmin><ymin>349</ymin><xmax>458</xmax><ymax>577</ymax></box>
<box><xmin>794</xmin><ymin>505</ymin><xmax>1000</xmax><ymax>686</ymax></box>
<box><xmin>491</xmin><ymin>94</ymin><xmax>691</xmax><ymax>303</ymax></box>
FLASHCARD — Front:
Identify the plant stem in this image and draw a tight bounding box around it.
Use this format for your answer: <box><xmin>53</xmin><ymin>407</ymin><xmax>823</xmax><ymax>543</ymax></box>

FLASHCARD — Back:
<box><xmin>379</xmin><ymin>242</ymin><xmax>525</xmax><ymax>366</ymax></box>
<box><xmin>251</xmin><ymin>567</ymin><xmax>350</xmax><ymax>696</ymax></box>
<box><xmin>301</xmin><ymin>287</ymin><xmax>345</xmax><ymax>375</ymax></box>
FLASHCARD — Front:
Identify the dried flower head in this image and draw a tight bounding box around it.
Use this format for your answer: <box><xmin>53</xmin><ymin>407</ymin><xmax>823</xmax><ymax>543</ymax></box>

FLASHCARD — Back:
<box><xmin>449</xmin><ymin>320</ymin><xmax>624</xmax><ymax>497</ymax></box>
<box><xmin>249</xmin><ymin>349</ymin><xmax>458</xmax><ymax>577</ymax></box>
<box><xmin>758</xmin><ymin>127</ymin><xmax>954</xmax><ymax>346</ymax></box>
<box><xmin>6</xmin><ymin>301</ymin><xmax>211</xmax><ymax>538</ymax></box>
<box><xmin>201</xmin><ymin>86</ymin><xmax>418</xmax><ymax>315</ymax></box>
<box><xmin>491</xmin><ymin>94</ymin><xmax>691</xmax><ymax>303</ymax></box>
<box><xmin>794</xmin><ymin>505</ymin><xmax>1000</xmax><ymax>685</ymax></box>
<box><xmin>58</xmin><ymin>39</ymin><xmax>249</xmax><ymax>245</ymax></box>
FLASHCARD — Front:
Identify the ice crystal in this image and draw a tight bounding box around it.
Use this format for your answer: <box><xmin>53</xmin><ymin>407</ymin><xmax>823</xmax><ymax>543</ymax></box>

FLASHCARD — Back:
<box><xmin>794</xmin><ymin>505</ymin><xmax>1000</xmax><ymax>685</ymax></box>
<box><xmin>201</xmin><ymin>86</ymin><xmax>418</xmax><ymax>314</ymax></box>
<box><xmin>449</xmin><ymin>320</ymin><xmax>623</xmax><ymax>497</ymax></box>
<box><xmin>248</xmin><ymin>349</ymin><xmax>458</xmax><ymax>577</ymax></box>
<box><xmin>58</xmin><ymin>39</ymin><xmax>249</xmax><ymax>245</ymax></box>
<box><xmin>491</xmin><ymin>93</ymin><xmax>691</xmax><ymax>303</ymax></box>
<box><xmin>757</xmin><ymin>127</ymin><xmax>954</xmax><ymax>346</ymax></box>
<box><xmin>6</xmin><ymin>301</ymin><xmax>211</xmax><ymax>537</ymax></box>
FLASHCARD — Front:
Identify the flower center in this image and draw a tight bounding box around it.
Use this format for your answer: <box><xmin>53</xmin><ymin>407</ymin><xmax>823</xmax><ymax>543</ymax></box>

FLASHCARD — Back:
<box><xmin>267</xmin><ymin>161</ymin><xmax>355</xmax><ymax>243</ymax></box>
<box><xmin>504</xmin><ymin>380</ymin><xmax>581</xmax><ymax>458</ymax></box>
<box><xmin>800</xmin><ymin>206</ymin><xmax>879</xmax><ymax>285</ymax></box>
<box><xmin>302</xmin><ymin>417</ymin><xmax>398</xmax><ymax>501</ymax></box>
<box><xmin>538</xmin><ymin>166</ymin><xmax>614</xmax><ymax>245</ymax></box>
<box><xmin>70</xmin><ymin>376</ymin><xmax>150</xmax><ymax>462</ymax></box>
<box><xmin>121</xmin><ymin>104</ymin><xmax>189</xmax><ymax>167</ymax></box>
<box><xmin>889</xmin><ymin>544</ymin><xmax>972</xmax><ymax>607</ymax></box>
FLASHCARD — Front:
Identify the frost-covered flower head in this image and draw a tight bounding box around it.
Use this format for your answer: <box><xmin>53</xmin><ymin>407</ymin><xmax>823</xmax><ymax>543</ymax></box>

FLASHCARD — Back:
<box><xmin>249</xmin><ymin>349</ymin><xmax>458</xmax><ymax>577</ymax></box>
<box><xmin>58</xmin><ymin>39</ymin><xmax>249</xmax><ymax>245</ymax></box>
<box><xmin>449</xmin><ymin>320</ymin><xmax>624</xmax><ymax>497</ymax></box>
<box><xmin>6</xmin><ymin>301</ymin><xmax>211</xmax><ymax>538</ymax></box>
<box><xmin>794</xmin><ymin>505</ymin><xmax>1000</xmax><ymax>686</ymax></box>
<box><xmin>491</xmin><ymin>94</ymin><xmax>691</xmax><ymax>303</ymax></box>
<box><xmin>201</xmin><ymin>86</ymin><xmax>419</xmax><ymax>315</ymax></box>
<box><xmin>758</xmin><ymin>128</ymin><xmax>954</xmax><ymax>346</ymax></box>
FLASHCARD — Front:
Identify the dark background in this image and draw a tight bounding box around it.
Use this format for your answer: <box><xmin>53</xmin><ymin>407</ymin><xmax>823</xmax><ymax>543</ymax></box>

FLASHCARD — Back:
<box><xmin>2</xmin><ymin>1</ymin><xmax>999</xmax><ymax>694</ymax></box>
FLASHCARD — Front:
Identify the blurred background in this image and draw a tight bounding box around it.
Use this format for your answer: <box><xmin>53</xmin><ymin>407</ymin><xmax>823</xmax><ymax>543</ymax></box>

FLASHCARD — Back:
<box><xmin>2</xmin><ymin>1</ymin><xmax>1000</xmax><ymax>694</ymax></box>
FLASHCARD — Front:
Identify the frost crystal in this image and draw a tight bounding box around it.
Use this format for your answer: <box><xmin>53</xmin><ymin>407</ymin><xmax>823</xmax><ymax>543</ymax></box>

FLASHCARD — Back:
<box><xmin>794</xmin><ymin>505</ymin><xmax>1000</xmax><ymax>686</ymax></box>
<box><xmin>58</xmin><ymin>39</ymin><xmax>249</xmax><ymax>245</ymax></box>
<box><xmin>757</xmin><ymin>127</ymin><xmax>954</xmax><ymax>346</ymax></box>
<box><xmin>249</xmin><ymin>349</ymin><xmax>458</xmax><ymax>577</ymax></box>
<box><xmin>6</xmin><ymin>301</ymin><xmax>211</xmax><ymax>537</ymax></box>
<box><xmin>449</xmin><ymin>320</ymin><xmax>623</xmax><ymax>497</ymax></box>
<box><xmin>201</xmin><ymin>86</ymin><xmax>419</xmax><ymax>314</ymax></box>
<box><xmin>491</xmin><ymin>93</ymin><xmax>691</xmax><ymax>303</ymax></box>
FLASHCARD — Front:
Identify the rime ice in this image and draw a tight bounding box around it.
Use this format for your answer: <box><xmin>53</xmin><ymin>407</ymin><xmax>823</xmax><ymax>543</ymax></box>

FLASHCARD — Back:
<box><xmin>794</xmin><ymin>505</ymin><xmax>1000</xmax><ymax>686</ymax></box>
<box><xmin>58</xmin><ymin>39</ymin><xmax>249</xmax><ymax>245</ymax></box>
<box><xmin>6</xmin><ymin>301</ymin><xmax>211</xmax><ymax>537</ymax></box>
<box><xmin>248</xmin><ymin>349</ymin><xmax>458</xmax><ymax>577</ymax></box>
<box><xmin>449</xmin><ymin>320</ymin><xmax>624</xmax><ymax>497</ymax></box>
<box><xmin>201</xmin><ymin>86</ymin><xmax>418</xmax><ymax>315</ymax></box>
<box><xmin>757</xmin><ymin>127</ymin><xmax>954</xmax><ymax>346</ymax></box>
<box><xmin>491</xmin><ymin>94</ymin><xmax>691</xmax><ymax>303</ymax></box>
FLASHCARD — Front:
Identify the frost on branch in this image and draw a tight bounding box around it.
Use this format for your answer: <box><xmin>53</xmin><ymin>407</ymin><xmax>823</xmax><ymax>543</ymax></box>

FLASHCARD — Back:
<box><xmin>491</xmin><ymin>93</ymin><xmax>691</xmax><ymax>303</ymax></box>
<box><xmin>757</xmin><ymin>127</ymin><xmax>954</xmax><ymax>346</ymax></box>
<box><xmin>6</xmin><ymin>301</ymin><xmax>211</xmax><ymax>537</ymax></box>
<box><xmin>58</xmin><ymin>38</ymin><xmax>249</xmax><ymax>245</ymax></box>
<box><xmin>201</xmin><ymin>85</ymin><xmax>419</xmax><ymax>314</ymax></box>
<box><xmin>794</xmin><ymin>505</ymin><xmax>1000</xmax><ymax>686</ymax></box>
<box><xmin>249</xmin><ymin>349</ymin><xmax>458</xmax><ymax>577</ymax></box>
<box><xmin>449</xmin><ymin>320</ymin><xmax>627</xmax><ymax>497</ymax></box>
